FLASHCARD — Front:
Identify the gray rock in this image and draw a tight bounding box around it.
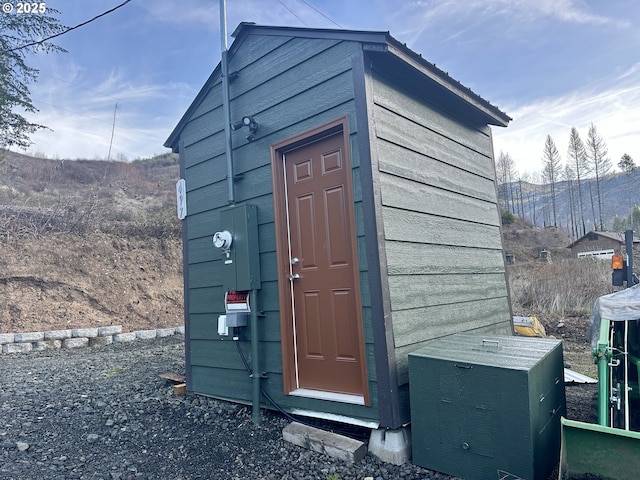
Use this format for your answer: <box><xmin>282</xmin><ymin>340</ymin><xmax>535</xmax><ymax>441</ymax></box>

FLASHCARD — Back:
<box><xmin>89</xmin><ymin>336</ymin><xmax>113</xmax><ymax>347</ymax></box>
<box><xmin>44</xmin><ymin>329</ymin><xmax>73</xmax><ymax>340</ymax></box>
<box><xmin>98</xmin><ymin>326</ymin><xmax>122</xmax><ymax>336</ymax></box>
<box><xmin>113</xmin><ymin>332</ymin><xmax>136</xmax><ymax>343</ymax></box>
<box><xmin>13</xmin><ymin>332</ymin><xmax>44</xmax><ymax>342</ymax></box>
<box><xmin>135</xmin><ymin>329</ymin><xmax>157</xmax><ymax>340</ymax></box>
<box><xmin>156</xmin><ymin>328</ymin><xmax>175</xmax><ymax>338</ymax></box>
<box><xmin>32</xmin><ymin>340</ymin><xmax>62</xmax><ymax>351</ymax></box>
<box><xmin>62</xmin><ymin>337</ymin><xmax>89</xmax><ymax>349</ymax></box>
<box><xmin>3</xmin><ymin>343</ymin><xmax>32</xmax><ymax>354</ymax></box>
<box><xmin>72</xmin><ymin>328</ymin><xmax>99</xmax><ymax>338</ymax></box>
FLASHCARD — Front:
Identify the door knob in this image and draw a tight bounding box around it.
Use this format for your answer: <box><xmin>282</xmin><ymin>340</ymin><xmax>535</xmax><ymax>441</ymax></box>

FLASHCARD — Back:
<box><xmin>289</xmin><ymin>273</ymin><xmax>300</xmax><ymax>281</ymax></box>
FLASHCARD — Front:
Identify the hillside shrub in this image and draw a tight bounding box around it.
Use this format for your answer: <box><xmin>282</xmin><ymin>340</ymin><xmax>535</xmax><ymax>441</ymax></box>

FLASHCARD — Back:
<box><xmin>502</xmin><ymin>210</ymin><xmax>515</xmax><ymax>225</ymax></box>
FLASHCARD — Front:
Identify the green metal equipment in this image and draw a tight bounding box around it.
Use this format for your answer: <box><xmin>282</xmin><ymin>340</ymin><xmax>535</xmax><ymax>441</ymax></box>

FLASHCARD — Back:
<box><xmin>560</xmin><ymin>418</ymin><xmax>640</xmax><ymax>479</ymax></box>
<box><xmin>592</xmin><ymin>316</ymin><xmax>640</xmax><ymax>431</ymax></box>
<box><xmin>559</xmin><ymin>229</ymin><xmax>640</xmax><ymax>479</ymax></box>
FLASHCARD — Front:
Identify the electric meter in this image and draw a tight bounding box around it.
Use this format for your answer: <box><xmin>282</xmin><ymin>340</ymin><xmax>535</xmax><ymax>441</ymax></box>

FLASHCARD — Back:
<box><xmin>213</xmin><ymin>230</ymin><xmax>233</xmax><ymax>250</ymax></box>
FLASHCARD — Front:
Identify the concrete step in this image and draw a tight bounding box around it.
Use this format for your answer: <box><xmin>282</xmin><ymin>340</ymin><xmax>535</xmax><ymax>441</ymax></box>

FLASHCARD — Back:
<box><xmin>282</xmin><ymin>422</ymin><xmax>366</xmax><ymax>463</ymax></box>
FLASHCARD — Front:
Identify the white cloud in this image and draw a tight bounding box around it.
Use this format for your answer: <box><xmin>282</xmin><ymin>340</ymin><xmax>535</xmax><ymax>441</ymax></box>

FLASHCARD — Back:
<box><xmin>492</xmin><ymin>63</ymin><xmax>640</xmax><ymax>175</ymax></box>
<box><xmin>24</xmin><ymin>66</ymin><xmax>195</xmax><ymax>160</ymax></box>
<box><xmin>388</xmin><ymin>0</ymin><xmax>624</xmax><ymax>47</ymax></box>
<box><xmin>499</xmin><ymin>0</ymin><xmax>622</xmax><ymax>25</ymax></box>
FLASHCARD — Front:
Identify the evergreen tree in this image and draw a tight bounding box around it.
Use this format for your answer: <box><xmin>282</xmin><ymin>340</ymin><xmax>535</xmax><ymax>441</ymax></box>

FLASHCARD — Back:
<box><xmin>612</xmin><ymin>215</ymin><xmax>627</xmax><ymax>232</ymax></box>
<box><xmin>618</xmin><ymin>153</ymin><xmax>636</xmax><ymax>210</ymax></box>
<box><xmin>631</xmin><ymin>206</ymin><xmax>640</xmax><ymax>234</ymax></box>
<box><xmin>0</xmin><ymin>9</ymin><xmax>66</xmax><ymax>148</ymax></box>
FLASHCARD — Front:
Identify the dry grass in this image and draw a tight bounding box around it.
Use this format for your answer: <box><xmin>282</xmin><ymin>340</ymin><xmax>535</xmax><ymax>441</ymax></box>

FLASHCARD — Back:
<box><xmin>508</xmin><ymin>257</ymin><xmax>616</xmax><ymax>316</ymax></box>
<box><xmin>0</xmin><ymin>151</ymin><xmax>180</xmax><ymax>240</ymax></box>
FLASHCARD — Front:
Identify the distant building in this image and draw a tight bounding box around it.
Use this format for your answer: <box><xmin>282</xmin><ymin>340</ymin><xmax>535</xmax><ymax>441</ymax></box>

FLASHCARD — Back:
<box><xmin>567</xmin><ymin>231</ymin><xmax>640</xmax><ymax>258</ymax></box>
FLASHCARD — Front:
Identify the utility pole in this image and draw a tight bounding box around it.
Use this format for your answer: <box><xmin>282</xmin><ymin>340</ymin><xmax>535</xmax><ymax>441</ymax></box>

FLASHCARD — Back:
<box><xmin>107</xmin><ymin>103</ymin><xmax>119</xmax><ymax>162</ymax></box>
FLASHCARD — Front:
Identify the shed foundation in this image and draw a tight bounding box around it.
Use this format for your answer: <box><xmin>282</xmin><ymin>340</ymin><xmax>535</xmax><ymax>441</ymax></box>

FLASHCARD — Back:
<box><xmin>368</xmin><ymin>427</ymin><xmax>411</xmax><ymax>465</ymax></box>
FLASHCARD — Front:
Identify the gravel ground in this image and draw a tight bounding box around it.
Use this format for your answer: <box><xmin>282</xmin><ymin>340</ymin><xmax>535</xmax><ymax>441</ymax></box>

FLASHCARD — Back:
<box><xmin>0</xmin><ymin>336</ymin><xmax>465</xmax><ymax>480</ymax></box>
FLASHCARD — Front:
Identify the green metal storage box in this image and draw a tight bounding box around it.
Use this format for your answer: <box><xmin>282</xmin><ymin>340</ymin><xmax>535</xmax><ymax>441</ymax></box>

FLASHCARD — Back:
<box><xmin>408</xmin><ymin>334</ymin><xmax>565</xmax><ymax>480</ymax></box>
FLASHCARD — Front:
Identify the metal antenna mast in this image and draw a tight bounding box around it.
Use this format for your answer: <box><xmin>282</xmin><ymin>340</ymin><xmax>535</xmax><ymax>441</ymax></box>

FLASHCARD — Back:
<box><xmin>220</xmin><ymin>0</ymin><xmax>234</xmax><ymax>204</ymax></box>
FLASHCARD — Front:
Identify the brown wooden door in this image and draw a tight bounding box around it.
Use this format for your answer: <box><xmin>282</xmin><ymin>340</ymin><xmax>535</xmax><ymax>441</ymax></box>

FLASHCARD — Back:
<box><xmin>273</xmin><ymin>123</ymin><xmax>368</xmax><ymax>401</ymax></box>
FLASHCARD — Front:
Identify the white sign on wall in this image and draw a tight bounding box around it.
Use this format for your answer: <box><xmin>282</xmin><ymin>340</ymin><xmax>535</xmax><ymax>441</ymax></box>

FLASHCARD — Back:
<box><xmin>176</xmin><ymin>179</ymin><xmax>187</xmax><ymax>220</ymax></box>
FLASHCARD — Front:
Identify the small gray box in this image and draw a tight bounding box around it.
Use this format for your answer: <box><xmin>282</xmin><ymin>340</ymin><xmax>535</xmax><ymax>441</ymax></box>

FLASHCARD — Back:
<box><xmin>409</xmin><ymin>334</ymin><xmax>565</xmax><ymax>480</ymax></box>
<box><xmin>225</xmin><ymin>312</ymin><xmax>248</xmax><ymax>327</ymax></box>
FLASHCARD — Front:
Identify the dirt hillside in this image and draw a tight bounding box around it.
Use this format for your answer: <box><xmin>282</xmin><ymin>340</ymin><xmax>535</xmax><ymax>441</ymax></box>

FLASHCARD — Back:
<box><xmin>0</xmin><ymin>150</ymin><xmax>183</xmax><ymax>334</ymax></box>
<box><xmin>0</xmin><ymin>234</ymin><xmax>182</xmax><ymax>333</ymax></box>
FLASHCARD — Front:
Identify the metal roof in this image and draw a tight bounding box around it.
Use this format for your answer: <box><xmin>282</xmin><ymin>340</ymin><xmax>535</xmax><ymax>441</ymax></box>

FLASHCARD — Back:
<box><xmin>567</xmin><ymin>231</ymin><xmax>640</xmax><ymax>250</ymax></box>
<box><xmin>564</xmin><ymin>368</ymin><xmax>597</xmax><ymax>384</ymax></box>
<box><xmin>165</xmin><ymin>23</ymin><xmax>511</xmax><ymax>151</ymax></box>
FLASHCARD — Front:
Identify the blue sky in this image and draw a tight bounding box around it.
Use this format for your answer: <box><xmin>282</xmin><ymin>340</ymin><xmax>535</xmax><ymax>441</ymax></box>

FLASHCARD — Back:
<box><xmin>12</xmin><ymin>0</ymin><xmax>640</xmax><ymax>176</ymax></box>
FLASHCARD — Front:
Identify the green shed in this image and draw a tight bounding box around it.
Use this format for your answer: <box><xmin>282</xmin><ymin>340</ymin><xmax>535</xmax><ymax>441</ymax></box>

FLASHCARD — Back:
<box><xmin>165</xmin><ymin>23</ymin><xmax>512</xmax><ymax>441</ymax></box>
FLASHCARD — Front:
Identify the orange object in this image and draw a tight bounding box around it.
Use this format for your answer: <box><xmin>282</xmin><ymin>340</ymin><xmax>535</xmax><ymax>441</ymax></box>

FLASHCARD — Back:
<box><xmin>612</xmin><ymin>254</ymin><xmax>625</xmax><ymax>270</ymax></box>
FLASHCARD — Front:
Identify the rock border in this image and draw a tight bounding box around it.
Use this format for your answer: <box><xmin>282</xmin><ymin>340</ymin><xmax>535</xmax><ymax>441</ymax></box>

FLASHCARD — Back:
<box><xmin>0</xmin><ymin>325</ymin><xmax>185</xmax><ymax>354</ymax></box>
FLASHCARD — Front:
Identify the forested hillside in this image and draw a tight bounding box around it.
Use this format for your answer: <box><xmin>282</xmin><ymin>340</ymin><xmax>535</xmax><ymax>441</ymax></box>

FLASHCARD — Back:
<box><xmin>497</xmin><ymin>150</ymin><xmax>640</xmax><ymax>239</ymax></box>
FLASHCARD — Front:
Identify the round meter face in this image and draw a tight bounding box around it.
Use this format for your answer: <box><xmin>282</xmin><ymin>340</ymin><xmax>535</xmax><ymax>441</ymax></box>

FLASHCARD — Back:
<box><xmin>213</xmin><ymin>230</ymin><xmax>232</xmax><ymax>249</ymax></box>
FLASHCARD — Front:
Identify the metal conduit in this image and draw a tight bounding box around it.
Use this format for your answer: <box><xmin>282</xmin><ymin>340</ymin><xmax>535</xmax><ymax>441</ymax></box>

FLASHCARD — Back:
<box><xmin>219</xmin><ymin>1</ymin><xmax>260</xmax><ymax>424</ymax></box>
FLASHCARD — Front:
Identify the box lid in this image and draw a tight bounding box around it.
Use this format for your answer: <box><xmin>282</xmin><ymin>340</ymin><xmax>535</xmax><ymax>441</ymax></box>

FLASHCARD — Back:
<box><xmin>408</xmin><ymin>334</ymin><xmax>562</xmax><ymax>371</ymax></box>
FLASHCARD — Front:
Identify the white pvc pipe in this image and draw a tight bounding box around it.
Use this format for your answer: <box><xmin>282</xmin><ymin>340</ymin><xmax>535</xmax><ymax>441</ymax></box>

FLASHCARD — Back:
<box><xmin>625</xmin><ymin>321</ymin><xmax>630</xmax><ymax>430</ymax></box>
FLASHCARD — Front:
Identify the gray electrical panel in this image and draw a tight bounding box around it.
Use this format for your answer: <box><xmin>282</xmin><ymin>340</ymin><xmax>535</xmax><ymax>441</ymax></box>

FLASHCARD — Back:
<box><xmin>408</xmin><ymin>334</ymin><xmax>565</xmax><ymax>480</ymax></box>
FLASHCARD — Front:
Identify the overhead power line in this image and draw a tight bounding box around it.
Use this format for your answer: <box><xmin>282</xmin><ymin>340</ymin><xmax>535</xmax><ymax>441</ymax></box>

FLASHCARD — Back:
<box><xmin>277</xmin><ymin>0</ymin><xmax>342</xmax><ymax>28</ymax></box>
<box><xmin>278</xmin><ymin>1</ymin><xmax>307</xmax><ymax>25</ymax></box>
<box><xmin>296</xmin><ymin>0</ymin><xmax>342</xmax><ymax>28</ymax></box>
<box><xmin>5</xmin><ymin>0</ymin><xmax>135</xmax><ymax>53</ymax></box>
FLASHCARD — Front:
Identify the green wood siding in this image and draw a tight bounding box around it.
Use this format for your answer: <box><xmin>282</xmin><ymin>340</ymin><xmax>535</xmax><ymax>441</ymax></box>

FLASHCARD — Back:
<box><xmin>179</xmin><ymin>35</ymin><xmax>380</xmax><ymax>423</ymax></box>
<box><xmin>380</xmin><ymin>172</ymin><xmax>499</xmax><ymax>225</ymax></box>
<box><xmin>388</xmin><ymin>273</ymin><xmax>508</xmax><ymax>310</ymax></box>
<box><xmin>174</xmin><ymin>28</ymin><xmax>511</xmax><ymax>428</ymax></box>
<box><xmin>370</xmin><ymin>70</ymin><xmax>512</xmax><ymax>387</ymax></box>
